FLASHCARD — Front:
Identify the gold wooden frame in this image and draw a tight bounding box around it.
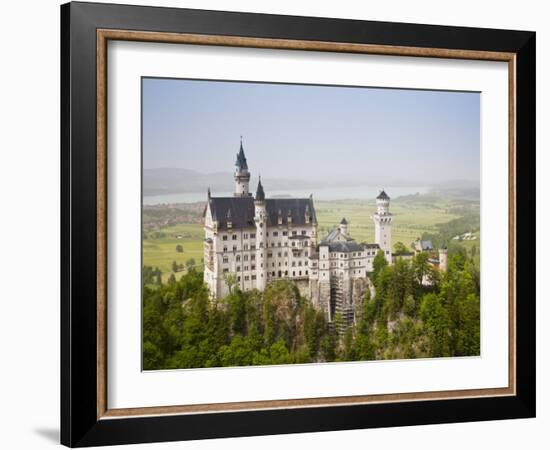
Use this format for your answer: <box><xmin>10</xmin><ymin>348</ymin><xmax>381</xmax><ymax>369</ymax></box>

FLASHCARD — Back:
<box><xmin>96</xmin><ymin>29</ymin><xmax>516</xmax><ymax>420</ymax></box>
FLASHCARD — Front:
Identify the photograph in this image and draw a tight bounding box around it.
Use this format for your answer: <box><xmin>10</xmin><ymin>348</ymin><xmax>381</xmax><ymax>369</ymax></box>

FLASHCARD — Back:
<box><xmin>141</xmin><ymin>77</ymin><xmax>481</xmax><ymax>370</ymax></box>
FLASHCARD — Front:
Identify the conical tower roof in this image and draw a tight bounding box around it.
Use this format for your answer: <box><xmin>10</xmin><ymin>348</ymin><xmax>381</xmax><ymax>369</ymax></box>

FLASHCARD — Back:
<box><xmin>235</xmin><ymin>138</ymin><xmax>248</xmax><ymax>170</ymax></box>
<box><xmin>255</xmin><ymin>177</ymin><xmax>265</xmax><ymax>201</ymax></box>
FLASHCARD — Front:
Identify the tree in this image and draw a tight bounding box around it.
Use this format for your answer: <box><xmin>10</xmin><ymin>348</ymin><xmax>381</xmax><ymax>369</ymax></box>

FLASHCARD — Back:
<box><xmin>371</xmin><ymin>250</ymin><xmax>388</xmax><ymax>286</ymax></box>
<box><xmin>419</xmin><ymin>293</ymin><xmax>451</xmax><ymax>357</ymax></box>
<box><xmin>393</xmin><ymin>241</ymin><xmax>409</xmax><ymax>255</ymax></box>
<box><xmin>223</xmin><ymin>273</ymin><xmax>238</xmax><ymax>295</ymax></box>
<box><xmin>171</xmin><ymin>260</ymin><xmax>178</xmax><ymax>273</ymax></box>
<box><xmin>185</xmin><ymin>258</ymin><xmax>196</xmax><ymax>271</ymax></box>
<box><xmin>175</xmin><ymin>244</ymin><xmax>184</xmax><ymax>253</ymax></box>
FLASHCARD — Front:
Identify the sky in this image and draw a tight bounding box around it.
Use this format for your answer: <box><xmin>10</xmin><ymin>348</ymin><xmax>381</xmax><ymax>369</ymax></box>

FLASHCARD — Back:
<box><xmin>142</xmin><ymin>77</ymin><xmax>480</xmax><ymax>185</ymax></box>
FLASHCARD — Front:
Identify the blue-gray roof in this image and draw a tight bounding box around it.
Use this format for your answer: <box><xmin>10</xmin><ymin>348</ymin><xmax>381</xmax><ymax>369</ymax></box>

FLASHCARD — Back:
<box><xmin>421</xmin><ymin>240</ymin><xmax>433</xmax><ymax>250</ymax></box>
<box><xmin>235</xmin><ymin>141</ymin><xmax>248</xmax><ymax>170</ymax></box>
<box><xmin>255</xmin><ymin>178</ymin><xmax>265</xmax><ymax>201</ymax></box>
<box><xmin>377</xmin><ymin>190</ymin><xmax>390</xmax><ymax>200</ymax></box>
<box><xmin>325</xmin><ymin>241</ymin><xmax>364</xmax><ymax>253</ymax></box>
<box><xmin>207</xmin><ymin>196</ymin><xmax>316</xmax><ymax>230</ymax></box>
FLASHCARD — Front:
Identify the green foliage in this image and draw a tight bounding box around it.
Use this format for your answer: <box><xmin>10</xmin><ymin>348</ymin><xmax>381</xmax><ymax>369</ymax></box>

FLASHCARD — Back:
<box><xmin>372</xmin><ymin>250</ymin><xmax>388</xmax><ymax>286</ymax></box>
<box><xmin>393</xmin><ymin>241</ymin><xmax>410</xmax><ymax>255</ymax></box>
<box><xmin>175</xmin><ymin>244</ymin><xmax>184</xmax><ymax>253</ymax></box>
<box><xmin>143</xmin><ymin>246</ymin><xmax>480</xmax><ymax>369</ymax></box>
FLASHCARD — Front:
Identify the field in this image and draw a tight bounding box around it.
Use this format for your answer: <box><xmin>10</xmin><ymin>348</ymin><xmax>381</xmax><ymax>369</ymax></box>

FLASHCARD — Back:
<box><xmin>143</xmin><ymin>194</ymin><xmax>477</xmax><ymax>281</ymax></box>
<box><xmin>314</xmin><ymin>197</ymin><xmax>461</xmax><ymax>249</ymax></box>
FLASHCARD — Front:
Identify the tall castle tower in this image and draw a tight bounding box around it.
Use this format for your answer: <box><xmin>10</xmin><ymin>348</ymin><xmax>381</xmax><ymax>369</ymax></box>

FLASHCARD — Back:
<box><xmin>372</xmin><ymin>190</ymin><xmax>393</xmax><ymax>263</ymax></box>
<box><xmin>234</xmin><ymin>138</ymin><xmax>250</xmax><ymax>197</ymax></box>
<box><xmin>254</xmin><ymin>178</ymin><xmax>267</xmax><ymax>290</ymax></box>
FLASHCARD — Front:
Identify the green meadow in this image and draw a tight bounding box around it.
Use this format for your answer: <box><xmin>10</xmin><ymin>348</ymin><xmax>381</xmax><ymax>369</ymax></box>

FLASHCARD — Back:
<box><xmin>314</xmin><ymin>198</ymin><xmax>460</xmax><ymax>249</ymax></box>
<box><xmin>143</xmin><ymin>195</ymin><xmax>475</xmax><ymax>282</ymax></box>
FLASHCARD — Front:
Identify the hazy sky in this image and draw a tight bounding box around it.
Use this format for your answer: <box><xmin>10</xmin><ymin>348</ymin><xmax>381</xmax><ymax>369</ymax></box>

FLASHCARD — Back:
<box><xmin>142</xmin><ymin>78</ymin><xmax>480</xmax><ymax>184</ymax></box>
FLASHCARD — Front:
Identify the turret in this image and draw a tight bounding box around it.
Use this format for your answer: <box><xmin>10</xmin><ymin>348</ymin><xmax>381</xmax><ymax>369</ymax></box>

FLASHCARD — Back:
<box><xmin>376</xmin><ymin>189</ymin><xmax>390</xmax><ymax>215</ymax></box>
<box><xmin>234</xmin><ymin>137</ymin><xmax>251</xmax><ymax>197</ymax></box>
<box><xmin>254</xmin><ymin>178</ymin><xmax>267</xmax><ymax>290</ymax></box>
<box><xmin>339</xmin><ymin>217</ymin><xmax>348</xmax><ymax>236</ymax></box>
<box><xmin>372</xmin><ymin>190</ymin><xmax>393</xmax><ymax>264</ymax></box>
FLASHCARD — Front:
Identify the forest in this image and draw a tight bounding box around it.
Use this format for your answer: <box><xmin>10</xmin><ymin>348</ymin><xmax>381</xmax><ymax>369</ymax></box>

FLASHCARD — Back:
<box><xmin>142</xmin><ymin>246</ymin><xmax>480</xmax><ymax>370</ymax></box>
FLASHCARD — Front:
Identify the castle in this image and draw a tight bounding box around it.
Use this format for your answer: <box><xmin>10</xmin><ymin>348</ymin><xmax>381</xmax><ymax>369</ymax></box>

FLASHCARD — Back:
<box><xmin>203</xmin><ymin>140</ymin><xmax>393</xmax><ymax>326</ymax></box>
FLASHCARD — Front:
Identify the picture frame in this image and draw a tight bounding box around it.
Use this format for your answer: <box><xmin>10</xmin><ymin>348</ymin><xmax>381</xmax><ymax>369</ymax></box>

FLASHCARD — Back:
<box><xmin>60</xmin><ymin>1</ymin><xmax>536</xmax><ymax>447</ymax></box>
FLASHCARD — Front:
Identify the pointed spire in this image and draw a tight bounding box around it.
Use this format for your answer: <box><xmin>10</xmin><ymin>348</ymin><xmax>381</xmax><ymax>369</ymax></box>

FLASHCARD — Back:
<box><xmin>235</xmin><ymin>136</ymin><xmax>248</xmax><ymax>170</ymax></box>
<box><xmin>207</xmin><ymin>186</ymin><xmax>211</xmax><ymax>199</ymax></box>
<box><xmin>377</xmin><ymin>189</ymin><xmax>390</xmax><ymax>200</ymax></box>
<box><xmin>255</xmin><ymin>176</ymin><xmax>265</xmax><ymax>201</ymax></box>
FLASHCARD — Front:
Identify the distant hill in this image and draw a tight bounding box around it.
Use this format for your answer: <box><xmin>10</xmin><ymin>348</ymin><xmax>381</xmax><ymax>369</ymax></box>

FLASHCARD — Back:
<box><xmin>143</xmin><ymin>168</ymin><xmax>325</xmax><ymax>196</ymax></box>
<box><xmin>143</xmin><ymin>168</ymin><xmax>233</xmax><ymax>196</ymax></box>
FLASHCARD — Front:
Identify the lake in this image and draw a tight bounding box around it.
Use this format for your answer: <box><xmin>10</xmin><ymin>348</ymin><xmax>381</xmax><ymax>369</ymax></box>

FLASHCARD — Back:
<box><xmin>143</xmin><ymin>185</ymin><xmax>429</xmax><ymax>205</ymax></box>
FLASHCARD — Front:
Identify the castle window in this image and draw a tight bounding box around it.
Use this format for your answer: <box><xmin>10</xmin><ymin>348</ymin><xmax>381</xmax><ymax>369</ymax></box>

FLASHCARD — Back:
<box><xmin>271</xmin><ymin>243</ymin><xmax>275</xmax><ymax>247</ymax></box>
<box><xmin>244</xmin><ymin>275</ymin><xmax>249</xmax><ymax>281</ymax></box>
<box><xmin>298</xmin><ymin>261</ymin><xmax>302</xmax><ymax>266</ymax></box>
<box><xmin>272</xmin><ymin>262</ymin><xmax>275</xmax><ymax>267</ymax></box>
<box><xmin>285</xmin><ymin>270</ymin><xmax>288</xmax><ymax>276</ymax></box>
<box><xmin>292</xmin><ymin>261</ymin><xmax>296</xmax><ymax>267</ymax></box>
<box><xmin>237</xmin><ymin>266</ymin><xmax>241</xmax><ymax>271</ymax></box>
<box><xmin>243</xmin><ymin>244</ymin><xmax>249</xmax><ymax>250</ymax></box>
<box><xmin>273</xmin><ymin>231</ymin><xmax>278</xmax><ymax>237</ymax></box>
<box><xmin>222</xmin><ymin>235</ymin><xmax>228</xmax><ymax>241</ymax></box>
<box><xmin>223</xmin><ymin>268</ymin><xmax>228</xmax><ymax>273</ymax></box>
<box><xmin>244</xmin><ymin>255</ymin><xmax>248</xmax><ymax>261</ymax></box>
<box><xmin>282</xmin><ymin>231</ymin><xmax>288</xmax><ymax>236</ymax></box>
<box><xmin>237</xmin><ymin>276</ymin><xmax>241</xmax><ymax>281</ymax></box>
<box><xmin>292</xmin><ymin>242</ymin><xmax>295</xmax><ymax>247</ymax></box>
<box><xmin>250</xmin><ymin>233</ymin><xmax>256</xmax><ymax>239</ymax></box>
<box><xmin>305</xmin><ymin>261</ymin><xmax>308</xmax><ymax>266</ymax></box>
<box><xmin>236</xmin><ymin>255</ymin><xmax>241</xmax><ymax>262</ymax></box>
<box><xmin>252</xmin><ymin>275</ymin><xmax>256</xmax><ymax>280</ymax></box>
<box><xmin>244</xmin><ymin>265</ymin><xmax>249</xmax><ymax>271</ymax></box>
<box><xmin>292</xmin><ymin>271</ymin><xmax>295</xmax><ymax>276</ymax></box>
<box><xmin>278</xmin><ymin>252</ymin><xmax>282</xmax><ymax>257</ymax></box>
<box><xmin>278</xmin><ymin>262</ymin><xmax>281</xmax><ymax>267</ymax></box>
<box><xmin>232</xmin><ymin>245</ymin><xmax>237</xmax><ymax>252</ymax></box>
<box><xmin>301</xmin><ymin>230</ymin><xmax>306</xmax><ymax>235</ymax></box>
<box><xmin>232</xmin><ymin>234</ymin><xmax>237</xmax><ymax>240</ymax></box>
<box><xmin>266</xmin><ymin>232</ymin><xmax>269</xmax><ymax>237</ymax></box>
<box><xmin>223</xmin><ymin>247</ymin><xmax>227</xmax><ymax>253</ymax></box>
<box><xmin>305</xmin><ymin>252</ymin><xmax>308</xmax><ymax>257</ymax></box>
<box><xmin>267</xmin><ymin>252</ymin><xmax>273</xmax><ymax>258</ymax></box>
<box><xmin>305</xmin><ymin>270</ymin><xmax>308</xmax><ymax>275</ymax></box>
<box><xmin>251</xmin><ymin>255</ymin><xmax>255</xmax><ymax>261</ymax></box>
<box><xmin>251</xmin><ymin>265</ymin><xmax>256</xmax><ymax>270</ymax></box>
<box><xmin>292</xmin><ymin>231</ymin><xmax>297</xmax><ymax>236</ymax></box>
<box><xmin>223</xmin><ymin>257</ymin><xmax>228</xmax><ymax>263</ymax></box>
<box><xmin>299</xmin><ymin>271</ymin><xmax>302</xmax><ymax>276</ymax></box>
<box><xmin>243</xmin><ymin>233</ymin><xmax>248</xmax><ymax>239</ymax></box>
<box><xmin>284</xmin><ymin>252</ymin><xmax>288</xmax><ymax>257</ymax></box>
<box><xmin>251</xmin><ymin>244</ymin><xmax>256</xmax><ymax>250</ymax></box>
